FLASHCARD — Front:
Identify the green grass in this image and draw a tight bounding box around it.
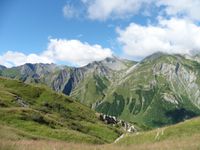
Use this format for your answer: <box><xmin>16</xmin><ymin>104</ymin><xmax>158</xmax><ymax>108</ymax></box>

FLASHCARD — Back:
<box><xmin>117</xmin><ymin>116</ymin><xmax>200</xmax><ymax>145</ymax></box>
<box><xmin>1</xmin><ymin>68</ymin><xmax>20</xmax><ymax>78</ymax></box>
<box><xmin>1</xmin><ymin>117</ymin><xmax>200</xmax><ymax>150</ymax></box>
<box><xmin>71</xmin><ymin>74</ymin><xmax>110</xmax><ymax>107</ymax></box>
<box><xmin>0</xmin><ymin>77</ymin><xmax>121</xmax><ymax>144</ymax></box>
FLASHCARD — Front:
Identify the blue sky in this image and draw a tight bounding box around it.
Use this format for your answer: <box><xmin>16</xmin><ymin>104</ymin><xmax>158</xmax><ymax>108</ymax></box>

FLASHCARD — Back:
<box><xmin>0</xmin><ymin>0</ymin><xmax>147</xmax><ymax>54</ymax></box>
<box><xmin>1</xmin><ymin>0</ymin><xmax>200</xmax><ymax>67</ymax></box>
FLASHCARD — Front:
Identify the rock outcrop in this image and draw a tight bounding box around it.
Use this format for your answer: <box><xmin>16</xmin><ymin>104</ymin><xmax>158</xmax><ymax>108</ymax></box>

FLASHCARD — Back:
<box><xmin>99</xmin><ymin>113</ymin><xmax>137</xmax><ymax>133</ymax></box>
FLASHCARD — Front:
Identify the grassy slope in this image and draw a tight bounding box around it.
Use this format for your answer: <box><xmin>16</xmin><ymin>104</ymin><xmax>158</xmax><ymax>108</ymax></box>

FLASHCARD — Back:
<box><xmin>0</xmin><ymin>67</ymin><xmax>20</xmax><ymax>78</ymax></box>
<box><xmin>117</xmin><ymin>117</ymin><xmax>200</xmax><ymax>147</ymax></box>
<box><xmin>0</xmin><ymin>77</ymin><xmax>121</xmax><ymax>144</ymax></box>
<box><xmin>71</xmin><ymin>74</ymin><xmax>110</xmax><ymax>107</ymax></box>
<box><xmin>1</xmin><ymin>117</ymin><xmax>200</xmax><ymax>150</ymax></box>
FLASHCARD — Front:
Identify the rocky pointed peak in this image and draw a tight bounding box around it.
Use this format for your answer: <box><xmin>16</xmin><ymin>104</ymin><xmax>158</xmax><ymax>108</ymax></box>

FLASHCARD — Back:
<box><xmin>19</xmin><ymin>63</ymin><xmax>36</xmax><ymax>74</ymax></box>
<box><xmin>85</xmin><ymin>61</ymin><xmax>101</xmax><ymax>68</ymax></box>
<box><xmin>99</xmin><ymin>56</ymin><xmax>135</xmax><ymax>71</ymax></box>
<box><xmin>84</xmin><ymin>57</ymin><xmax>120</xmax><ymax>71</ymax></box>
<box><xmin>102</xmin><ymin>55</ymin><xmax>119</xmax><ymax>63</ymax></box>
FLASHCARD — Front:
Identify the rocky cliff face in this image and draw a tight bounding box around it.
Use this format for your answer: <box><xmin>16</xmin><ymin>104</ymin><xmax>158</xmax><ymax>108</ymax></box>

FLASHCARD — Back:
<box><xmin>153</xmin><ymin>61</ymin><xmax>200</xmax><ymax>108</ymax></box>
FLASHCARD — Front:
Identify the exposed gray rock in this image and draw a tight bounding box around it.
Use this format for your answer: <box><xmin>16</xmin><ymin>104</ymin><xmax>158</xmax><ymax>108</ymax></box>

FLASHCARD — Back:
<box><xmin>15</xmin><ymin>96</ymin><xmax>29</xmax><ymax>108</ymax></box>
<box><xmin>153</xmin><ymin>62</ymin><xmax>200</xmax><ymax>108</ymax></box>
<box><xmin>99</xmin><ymin>113</ymin><xmax>137</xmax><ymax>133</ymax></box>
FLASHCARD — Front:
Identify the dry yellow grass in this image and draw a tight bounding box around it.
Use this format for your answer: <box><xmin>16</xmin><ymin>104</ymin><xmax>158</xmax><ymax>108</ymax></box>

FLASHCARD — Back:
<box><xmin>1</xmin><ymin>134</ymin><xmax>200</xmax><ymax>150</ymax></box>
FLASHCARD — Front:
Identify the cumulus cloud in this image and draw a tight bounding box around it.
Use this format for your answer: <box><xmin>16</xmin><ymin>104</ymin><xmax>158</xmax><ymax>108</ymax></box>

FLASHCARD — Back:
<box><xmin>83</xmin><ymin>0</ymin><xmax>153</xmax><ymax>20</ymax></box>
<box><xmin>157</xmin><ymin>0</ymin><xmax>200</xmax><ymax>21</ymax></box>
<box><xmin>82</xmin><ymin>0</ymin><xmax>200</xmax><ymax>58</ymax></box>
<box><xmin>117</xmin><ymin>18</ymin><xmax>200</xmax><ymax>58</ymax></box>
<box><xmin>63</xmin><ymin>4</ymin><xmax>79</xmax><ymax>18</ymax></box>
<box><xmin>0</xmin><ymin>51</ymin><xmax>53</xmax><ymax>68</ymax></box>
<box><xmin>43</xmin><ymin>39</ymin><xmax>113</xmax><ymax>66</ymax></box>
<box><xmin>0</xmin><ymin>39</ymin><xmax>113</xmax><ymax>67</ymax></box>
<box><xmin>81</xmin><ymin>0</ymin><xmax>200</xmax><ymax>21</ymax></box>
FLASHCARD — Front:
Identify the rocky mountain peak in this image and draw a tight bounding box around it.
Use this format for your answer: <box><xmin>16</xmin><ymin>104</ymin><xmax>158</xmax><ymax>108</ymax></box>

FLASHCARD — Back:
<box><xmin>99</xmin><ymin>56</ymin><xmax>134</xmax><ymax>71</ymax></box>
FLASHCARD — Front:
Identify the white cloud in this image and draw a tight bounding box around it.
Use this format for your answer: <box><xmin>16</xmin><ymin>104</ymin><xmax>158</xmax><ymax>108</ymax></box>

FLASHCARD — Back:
<box><xmin>117</xmin><ymin>18</ymin><xmax>200</xmax><ymax>58</ymax></box>
<box><xmin>0</xmin><ymin>39</ymin><xmax>113</xmax><ymax>67</ymax></box>
<box><xmin>83</xmin><ymin>0</ymin><xmax>152</xmax><ymax>20</ymax></box>
<box><xmin>0</xmin><ymin>51</ymin><xmax>53</xmax><ymax>68</ymax></box>
<box><xmin>43</xmin><ymin>39</ymin><xmax>113</xmax><ymax>66</ymax></box>
<box><xmin>81</xmin><ymin>0</ymin><xmax>200</xmax><ymax>21</ymax></box>
<box><xmin>63</xmin><ymin>4</ymin><xmax>78</xmax><ymax>18</ymax></box>
<box><xmin>157</xmin><ymin>0</ymin><xmax>200</xmax><ymax>21</ymax></box>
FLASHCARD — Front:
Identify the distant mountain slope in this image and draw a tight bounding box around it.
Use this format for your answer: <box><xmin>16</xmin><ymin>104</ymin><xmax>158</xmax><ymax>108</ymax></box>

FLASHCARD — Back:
<box><xmin>0</xmin><ymin>77</ymin><xmax>121</xmax><ymax>144</ymax></box>
<box><xmin>0</xmin><ymin>63</ymin><xmax>63</xmax><ymax>84</ymax></box>
<box><xmin>69</xmin><ymin>57</ymin><xmax>136</xmax><ymax>107</ymax></box>
<box><xmin>96</xmin><ymin>53</ymin><xmax>200</xmax><ymax>128</ymax></box>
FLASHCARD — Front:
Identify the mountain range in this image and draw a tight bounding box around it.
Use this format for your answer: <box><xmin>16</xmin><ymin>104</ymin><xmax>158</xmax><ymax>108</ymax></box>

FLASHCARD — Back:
<box><xmin>1</xmin><ymin>52</ymin><xmax>200</xmax><ymax>129</ymax></box>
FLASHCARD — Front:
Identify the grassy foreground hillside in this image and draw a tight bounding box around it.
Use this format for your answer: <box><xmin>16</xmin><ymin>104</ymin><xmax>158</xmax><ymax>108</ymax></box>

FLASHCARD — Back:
<box><xmin>1</xmin><ymin>117</ymin><xmax>200</xmax><ymax>150</ymax></box>
<box><xmin>116</xmin><ymin>116</ymin><xmax>200</xmax><ymax>149</ymax></box>
<box><xmin>0</xmin><ymin>77</ymin><xmax>121</xmax><ymax>144</ymax></box>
